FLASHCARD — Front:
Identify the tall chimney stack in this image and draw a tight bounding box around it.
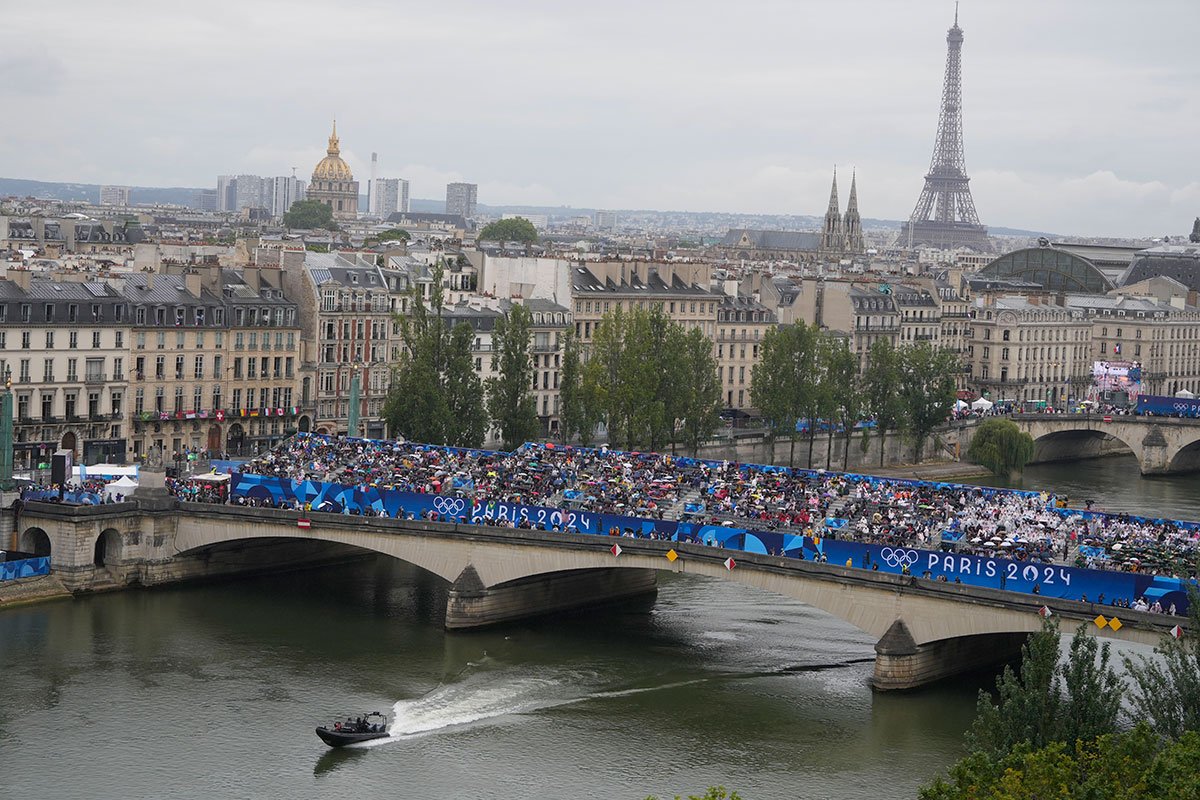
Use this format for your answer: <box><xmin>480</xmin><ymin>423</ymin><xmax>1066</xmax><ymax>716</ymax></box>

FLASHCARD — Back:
<box><xmin>369</xmin><ymin>152</ymin><xmax>378</xmax><ymax>216</ymax></box>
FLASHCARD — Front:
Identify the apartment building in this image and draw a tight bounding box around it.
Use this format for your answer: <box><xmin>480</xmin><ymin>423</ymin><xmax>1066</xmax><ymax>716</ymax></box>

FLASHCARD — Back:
<box><xmin>570</xmin><ymin>261</ymin><xmax>717</xmax><ymax>348</ymax></box>
<box><xmin>124</xmin><ymin>271</ymin><xmax>229</xmax><ymax>459</ymax></box>
<box><xmin>0</xmin><ymin>273</ymin><xmax>130</xmax><ymax>469</ymax></box>
<box><xmin>274</xmin><ymin>250</ymin><xmax>392</xmax><ymax>438</ymax></box>
<box><xmin>966</xmin><ymin>295</ymin><xmax>1093</xmax><ymax>406</ymax></box>
<box><xmin>715</xmin><ymin>294</ymin><xmax>776</xmax><ymax>412</ymax></box>
<box><xmin>524</xmin><ymin>298</ymin><xmax>572</xmax><ymax>435</ymax></box>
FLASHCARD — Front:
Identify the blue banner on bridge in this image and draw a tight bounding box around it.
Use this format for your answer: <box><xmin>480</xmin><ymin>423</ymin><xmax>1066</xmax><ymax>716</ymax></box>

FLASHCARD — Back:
<box><xmin>230</xmin><ymin>470</ymin><xmax>1194</xmax><ymax>613</ymax></box>
<box><xmin>0</xmin><ymin>556</ymin><xmax>50</xmax><ymax>582</ymax></box>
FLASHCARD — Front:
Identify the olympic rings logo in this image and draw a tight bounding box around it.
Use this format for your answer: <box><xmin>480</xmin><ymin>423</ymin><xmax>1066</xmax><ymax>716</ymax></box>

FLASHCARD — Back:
<box><xmin>433</xmin><ymin>496</ymin><xmax>467</xmax><ymax>517</ymax></box>
<box><xmin>880</xmin><ymin>547</ymin><xmax>920</xmax><ymax>568</ymax></box>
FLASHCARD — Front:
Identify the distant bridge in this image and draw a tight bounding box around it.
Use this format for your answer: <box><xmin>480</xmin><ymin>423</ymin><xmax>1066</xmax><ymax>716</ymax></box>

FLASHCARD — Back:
<box><xmin>950</xmin><ymin>414</ymin><xmax>1200</xmax><ymax>475</ymax></box>
<box><xmin>16</xmin><ymin>501</ymin><xmax>1188</xmax><ymax>692</ymax></box>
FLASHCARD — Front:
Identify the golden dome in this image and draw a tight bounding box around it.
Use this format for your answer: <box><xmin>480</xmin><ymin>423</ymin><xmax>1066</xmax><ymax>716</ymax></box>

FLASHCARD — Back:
<box><xmin>311</xmin><ymin>120</ymin><xmax>354</xmax><ymax>182</ymax></box>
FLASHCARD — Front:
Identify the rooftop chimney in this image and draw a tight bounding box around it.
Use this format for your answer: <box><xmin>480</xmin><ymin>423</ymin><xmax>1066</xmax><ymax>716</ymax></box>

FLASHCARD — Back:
<box><xmin>8</xmin><ymin>269</ymin><xmax>30</xmax><ymax>291</ymax></box>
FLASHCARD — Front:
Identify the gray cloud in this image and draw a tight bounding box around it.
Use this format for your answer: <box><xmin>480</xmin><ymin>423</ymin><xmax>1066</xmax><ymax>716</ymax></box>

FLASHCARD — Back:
<box><xmin>2</xmin><ymin>0</ymin><xmax>1197</xmax><ymax>236</ymax></box>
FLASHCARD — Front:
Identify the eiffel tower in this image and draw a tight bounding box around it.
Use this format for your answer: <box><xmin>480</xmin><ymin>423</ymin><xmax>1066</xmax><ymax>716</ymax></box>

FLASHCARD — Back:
<box><xmin>900</xmin><ymin>6</ymin><xmax>989</xmax><ymax>250</ymax></box>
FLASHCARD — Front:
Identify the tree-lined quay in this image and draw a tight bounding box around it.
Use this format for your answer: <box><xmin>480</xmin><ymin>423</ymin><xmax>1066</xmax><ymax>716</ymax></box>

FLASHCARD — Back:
<box><xmin>381</xmin><ymin>277</ymin><xmax>963</xmax><ymax>467</ymax></box>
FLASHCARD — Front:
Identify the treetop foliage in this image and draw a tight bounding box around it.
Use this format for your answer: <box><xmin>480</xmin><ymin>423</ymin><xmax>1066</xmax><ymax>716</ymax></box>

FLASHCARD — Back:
<box><xmin>968</xmin><ymin>417</ymin><xmax>1036</xmax><ymax>476</ymax></box>
<box><xmin>283</xmin><ymin>199</ymin><xmax>338</xmax><ymax>230</ymax></box>
<box><xmin>479</xmin><ymin>217</ymin><xmax>538</xmax><ymax>244</ymax></box>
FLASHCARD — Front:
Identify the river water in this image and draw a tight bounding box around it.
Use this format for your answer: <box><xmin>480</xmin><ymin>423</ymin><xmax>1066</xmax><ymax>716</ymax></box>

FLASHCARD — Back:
<box><xmin>0</xmin><ymin>456</ymin><xmax>1195</xmax><ymax>800</ymax></box>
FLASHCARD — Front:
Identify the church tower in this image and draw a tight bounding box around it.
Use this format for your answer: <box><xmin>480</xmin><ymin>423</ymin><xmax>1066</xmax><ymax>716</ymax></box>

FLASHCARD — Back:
<box><xmin>842</xmin><ymin>171</ymin><xmax>865</xmax><ymax>255</ymax></box>
<box><xmin>819</xmin><ymin>169</ymin><xmax>844</xmax><ymax>256</ymax></box>
<box><xmin>307</xmin><ymin>121</ymin><xmax>359</xmax><ymax>221</ymax></box>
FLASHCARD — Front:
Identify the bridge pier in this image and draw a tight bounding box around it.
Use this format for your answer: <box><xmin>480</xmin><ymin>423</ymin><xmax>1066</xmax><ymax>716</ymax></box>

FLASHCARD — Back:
<box><xmin>870</xmin><ymin>620</ymin><xmax>1028</xmax><ymax>691</ymax></box>
<box><xmin>444</xmin><ymin>566</ymin><xmax>658</xmax><ymax>630</ymax></box>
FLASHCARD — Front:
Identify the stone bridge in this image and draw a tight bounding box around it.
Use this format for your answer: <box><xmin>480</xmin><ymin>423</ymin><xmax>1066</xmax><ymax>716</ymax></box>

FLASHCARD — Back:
<box><xmin>12</xmin><ymin>501</ymin><xmax>1188</xmax><ymax>692</ymax></box>
<box><xmin>948</xmin><ymin>414</ymin><xmax>1200</xmax><ymax>475</ymax></box>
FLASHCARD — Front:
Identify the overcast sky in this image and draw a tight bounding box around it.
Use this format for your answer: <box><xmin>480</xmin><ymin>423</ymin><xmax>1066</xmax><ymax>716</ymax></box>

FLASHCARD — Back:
<box><xmin>3</xmin><ymin>0</ymin><xmax>1197</xmax><ymax>236</ymax></box>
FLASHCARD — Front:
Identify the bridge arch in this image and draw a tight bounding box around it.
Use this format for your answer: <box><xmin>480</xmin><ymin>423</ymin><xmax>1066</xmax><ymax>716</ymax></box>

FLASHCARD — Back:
<box><xmin>172</xmin><ymin>513</ymin><xmax>1050</xmax><ymax>649</ymax></box>
<box><xmin>1028</xmin><ymin>427</ymin><xmax>1134</xmax><ymax>464</ymax></box>
<box><xmin>94</xmin><ymin>528</ymin><xmax>122</xmax><ymax>567</ymax></box>
<box><xmin>1168</xmin><ymin>438</ymin><xmax>1200</xmax><ymax>473</ymax></box>
<box><xmin>20</xmin><ymin>527</ymin><xmax>51</xmax><ymax>558</ymax></box>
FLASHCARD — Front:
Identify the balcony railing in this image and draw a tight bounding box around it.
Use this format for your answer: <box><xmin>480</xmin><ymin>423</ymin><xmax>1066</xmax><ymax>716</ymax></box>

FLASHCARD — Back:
<box><xmin>85</xmin><ymin>372</ymin><xmax>107</xmax><ymax>384</ymax></box>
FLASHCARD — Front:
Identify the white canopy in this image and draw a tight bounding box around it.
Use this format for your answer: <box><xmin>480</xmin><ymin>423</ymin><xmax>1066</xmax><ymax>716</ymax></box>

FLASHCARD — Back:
<box><xmin>103</xmin><ymin>476</ymin><xmax>139</xmax><ymax>499</ymax></box>
<box><xmin>971</xmin><ymin>398</ymin><xmax>994</xmax><ymax>411</ymax></box>
<box><xmin>77</xmin><ymin>463</ymin><xmax>138</xmax><ymax>480</ymax></box>
<box><xmin>1176</xmin><ymin>389</ymin><xmax>1195</xmax><ymax>399</ymax></box>
<box><xmin>191</xmin><ymin>471</ymin><xmax>230</xmax><ymax>484</ymax></box>
<box><xmin>954</xmin><ymin>399</ymin><xmax>969</xmax><ymax>411</ymax></box>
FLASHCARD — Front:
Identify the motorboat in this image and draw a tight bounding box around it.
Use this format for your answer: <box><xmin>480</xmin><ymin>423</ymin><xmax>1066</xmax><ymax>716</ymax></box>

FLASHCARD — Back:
<box><xmin>316</xmin><ymin>711</ymin><xmax>390</xmax><ymax>747</ymax></box>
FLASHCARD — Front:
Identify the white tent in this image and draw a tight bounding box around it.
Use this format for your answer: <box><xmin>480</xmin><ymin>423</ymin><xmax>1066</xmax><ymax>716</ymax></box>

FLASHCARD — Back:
<box><xmin>192</xmin><ymin>471</ymin><xmax>230</xmax><ymax>484</ymax></box>
<box><xmin>954</xmin><ymin>399</ymin><xmax>969</xmax><ymax>411</ymax></box>
<box><xmin>103</xmin><ymin>475</ymin><xmax>138</xmax><ymax>500</ymax></box>
<box><xmin>971</xmin><ymin>398</ymin><xmax>994</xmax><ymax>411</ymax></box>
<box><xmin>77</xmin><ymin>464</ymin><xmax>138</xmax><ymax>480</ymax></box>
<box><xmin>1176</xmin><ymin>389</ymin><xmax>1196</xmax><ymax>399</ymax></box>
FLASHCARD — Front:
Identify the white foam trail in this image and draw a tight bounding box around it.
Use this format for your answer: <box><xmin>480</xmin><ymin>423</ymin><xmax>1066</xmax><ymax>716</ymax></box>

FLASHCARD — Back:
<box><xmin>347</xmin><ymin>675</ymin><xmax>709</xmax><ymax>748</ymax></box>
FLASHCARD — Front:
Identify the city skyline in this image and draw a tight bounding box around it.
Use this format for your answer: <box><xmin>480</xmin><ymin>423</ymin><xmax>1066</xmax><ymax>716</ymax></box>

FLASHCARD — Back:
<box><xmin>2</xmin><ymin>0</ymin><xmax>1197</xmax><ymax>238</ymax></box>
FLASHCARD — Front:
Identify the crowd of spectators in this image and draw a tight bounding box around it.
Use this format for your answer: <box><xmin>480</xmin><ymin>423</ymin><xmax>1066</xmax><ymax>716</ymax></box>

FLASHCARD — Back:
<box><xmin>164</xmin><ymin>477</ymin><xmax>227</xmax><ymax>505</ymax></box>
<box><xmin>236</xmin><ymin>435</ymin><xmax>1200</xmax><ymax>588</ymax></box>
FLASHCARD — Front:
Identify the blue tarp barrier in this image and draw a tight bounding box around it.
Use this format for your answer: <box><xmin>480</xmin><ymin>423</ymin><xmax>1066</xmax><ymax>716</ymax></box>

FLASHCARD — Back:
<box><xmin>0</xmin><ymin>556</ymin><xmax>50</xmax><ymax>582</ymax></box>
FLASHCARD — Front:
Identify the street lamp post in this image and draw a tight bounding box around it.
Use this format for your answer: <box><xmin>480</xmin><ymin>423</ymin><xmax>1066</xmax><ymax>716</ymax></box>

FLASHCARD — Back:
<box><xmin>347</xmin><ymin>362</ymin><xmax>363</xmax><ymax>438</ymax></box>
<box><xmin>0</xmin><ymin>367</ymin><xmax>13</xmax><ymax>490</ymax></box>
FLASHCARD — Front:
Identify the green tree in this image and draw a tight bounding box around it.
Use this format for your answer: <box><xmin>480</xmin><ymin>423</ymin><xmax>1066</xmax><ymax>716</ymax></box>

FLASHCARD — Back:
<box><xmin>861</xmin><ymin>338</ymin><xmax>903</xmax><ymax>467</ymax></box>
<box><xmin>559</xmin><ymin>330</ymin><xmax>600</xmax><ymax>446</ymax></box>
<box><xmin>966</xmin><ymin>620</ymin><xmax>1121</xmax><ymax>760</ymax></box>
<box><xmin>479</xmin><ymin>217</ymin><xmax>538</xmax><ymax>244</ymax></box>
<box><xmin>486</xmin><ymin>304</ymin><xmax>540</xmax><ymax>450</ymax></box>
<box><xmin>921</xmin><ymin>727</ymin><xmax>1200</xmax><ymax>800</ymax></box>
<box><xmin>677</xmin><ymin>327</ymin><xmax>722</xmax><ymax>456</ymax></box>
<box><xmin>584</xmin><ymin>306</ymin><xmax>660</xmax><ymax>450</ymax></box>
<box><xmin>1124</xmin><ymin>588</ymin><xmax>1200</xmax><ymax>740</ymax></box>
<box><xmin>383</xmin><ymin>260</ymin><xmax>484</xmax><ymax>447</ymax></box>
<box><xmin>750</xmin><ymin>323</ymin><xmax>819</xmax><ymax>468</ymax></box>
<box><xmin>820</xmin><ymin>336</ymin><xmax>861</xmax><ymax>471</ymax></box>
<box><xmin>966</xmin><ymin>620</ymin><xmax>1064</xmax><ymax>760</ymax></box>
<box><xmin>968</xmin><ymin>417</ymin><xmax>1036</xmax><ymax>476</ymax></box>
<box><xmin>378</xmin><ymin>227</ymin><xmax>410</xmax><ymax>242</ymax></box>
<box><xmin>897</xmin><ymin>342</ymin><xmax>959</xmax><ymax>462</ymax></box>
<box><xmin>443</xmin><ymin>323</ymin><xmax>486</xmax><ymax>447</ymax></box>
<box><xmin>646</xmin><ymin>788</ymin><xmax>744</xmax><ymax>800</ymax></box>
<box><xmin>283</xmin><ymin>199</ymin><xmax>338</xmax><ymax>230</ymax></box>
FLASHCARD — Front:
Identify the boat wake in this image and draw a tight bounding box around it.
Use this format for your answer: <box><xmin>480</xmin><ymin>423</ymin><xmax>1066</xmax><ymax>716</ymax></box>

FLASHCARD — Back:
<box><xmin>346</xmin><ymin>655</ymin><xmax>872</xmax><ymax>749</ymax></box>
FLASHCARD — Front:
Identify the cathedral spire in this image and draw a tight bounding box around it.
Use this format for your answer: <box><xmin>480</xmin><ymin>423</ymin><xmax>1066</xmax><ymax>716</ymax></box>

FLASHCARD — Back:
<box><xmin>843</xmin><ymin>170</ymin><xmax>865</xmax><ymax>255</ymax></box>
<box><xmin>820</xmin><ymin>168</ymin><xmax>844</xmax><ymax>256</ymax></box>
<box><xmin>826</xmin><ymin>167</ymin><xmax>840</xmax><ymax>215</ymax></box>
